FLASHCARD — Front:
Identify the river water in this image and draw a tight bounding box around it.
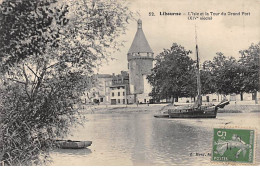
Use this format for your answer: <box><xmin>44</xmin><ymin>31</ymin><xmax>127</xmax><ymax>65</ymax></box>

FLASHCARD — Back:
<box><xmin>50</xmin><ymin>111</ymin><xmax>259</xmax><ymax>166</ymax></box>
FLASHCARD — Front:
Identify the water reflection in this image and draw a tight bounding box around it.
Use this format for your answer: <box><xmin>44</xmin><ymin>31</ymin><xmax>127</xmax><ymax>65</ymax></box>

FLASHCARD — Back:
<box><xmin>52</xmin><ymin>148</ymin><xmax>92</xmax><ymax>156</ymax></box>
<box><xmin>150</xmin><ymin>119</ymin><xmax>212</xmax><ymax>165</ymax></box>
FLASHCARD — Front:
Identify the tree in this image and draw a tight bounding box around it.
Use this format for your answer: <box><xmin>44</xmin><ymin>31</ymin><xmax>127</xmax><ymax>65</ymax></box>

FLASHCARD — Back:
<box><xmin>207</xmin><ymin>53</ymin><xmax>244</xmax><ymax>98</ymax></box>
<box><xmin>147</xmin><ymin>43</ymin><xmax>196</xmax><ymax>103</ymax></box>
<box><xmin>200</xmin><ymin>60</ymin><xmax>217</xmax><ymax>95</ymax></box>
<box><xmin>0</xmin><ymin>0</ymin><xmax>133</xmax><ymax>165</ymax></box>
<box><xmin>239</xmin><ymin>42</ymin><xmax>260</xmax><ymax>104</ymax></box>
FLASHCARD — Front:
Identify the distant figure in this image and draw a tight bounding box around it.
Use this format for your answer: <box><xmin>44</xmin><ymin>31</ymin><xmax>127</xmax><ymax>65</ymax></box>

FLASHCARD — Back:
<box><xmin>147</xmin><ymin>101</ymin><xmax>149</xmax><ymax>106</ymax></box>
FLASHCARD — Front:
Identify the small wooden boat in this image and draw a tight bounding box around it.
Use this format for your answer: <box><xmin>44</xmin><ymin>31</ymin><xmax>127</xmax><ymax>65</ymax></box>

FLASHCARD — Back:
<box><xmin>56</xmin><ymin>140</ymin><xmax>92</xmax><ymax>149</ymax></box>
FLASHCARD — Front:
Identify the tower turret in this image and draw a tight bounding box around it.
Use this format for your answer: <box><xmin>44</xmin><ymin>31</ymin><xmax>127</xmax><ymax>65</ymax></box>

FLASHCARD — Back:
<box><xmin>127</xmin><ymin>19</ymin><xmax>154</xmax><ymax>95</ymax></box>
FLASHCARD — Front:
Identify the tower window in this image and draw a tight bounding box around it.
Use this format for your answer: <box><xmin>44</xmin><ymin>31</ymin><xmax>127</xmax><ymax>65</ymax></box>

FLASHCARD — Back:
<box><xmin>118</xmin><ymin>99</ymin><xmax>120</xmax><ymax>104</ymax></box>
<box><xmin>118</xmin><ymin>92</ymin><xmax>120</xmax><ymax>96</ymax></box>
<box><xmin>112</xmin><ymin>92</ymin><xmax>114</xmax><ymax>97</ymax></box>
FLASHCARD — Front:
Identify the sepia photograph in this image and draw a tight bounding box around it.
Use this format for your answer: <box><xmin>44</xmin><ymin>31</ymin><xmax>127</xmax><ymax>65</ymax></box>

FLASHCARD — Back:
<box><xmin>0</xmin><ymin>0</ymin><xmax>259</xmax><ymax>166</ymax></box>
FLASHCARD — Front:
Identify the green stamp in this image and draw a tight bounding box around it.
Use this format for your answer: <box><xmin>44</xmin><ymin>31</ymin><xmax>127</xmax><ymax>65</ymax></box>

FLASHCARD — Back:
<box><xmin>212</xmin><ymin>128</ymin><xmax>255</xmax><ymax>163</ymax></box>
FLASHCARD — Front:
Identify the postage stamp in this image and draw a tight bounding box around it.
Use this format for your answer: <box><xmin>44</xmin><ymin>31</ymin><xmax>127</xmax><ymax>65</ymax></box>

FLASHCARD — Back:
<box><xmin>212</xmin><ymin>128</ymin><xmax>255</xmax><ymax>164</ymax></box>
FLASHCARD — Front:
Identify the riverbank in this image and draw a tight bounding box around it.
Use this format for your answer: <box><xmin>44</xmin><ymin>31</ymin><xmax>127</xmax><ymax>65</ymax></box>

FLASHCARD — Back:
<box><xmin>80</xmin><ymin>101</ymin><xmax>259</xmax><ymax>114</ymax></box>
<box><xmin>79</xmin><ymin>102</ymin><xmax>260</xmax><ymax>131</ymax></box>
<box><xmin>80</xmin><ymin>103</ymin><xmax>167</xmax><ymax>114</ymax></box>
<box><xmin>218</xmin><ymin>101</ymin><xmax>260</xmax><ymax>113</ymax></box>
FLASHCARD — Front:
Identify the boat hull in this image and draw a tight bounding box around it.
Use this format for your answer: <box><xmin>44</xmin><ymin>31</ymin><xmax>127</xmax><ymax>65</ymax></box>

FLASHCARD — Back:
<box><xmin>168</xmin><ymin>106</ymin><xmax>218</xmax><ymax>118</ymax></box>
<box><xmin>56</xmin><ymin>140</ymin><xmax>92</xmax><ymax>149</ymax></box>
<box><xmin>154</xmin><ymin>114</ymin><xmax>170</xmax><ymax>118</ymax></box>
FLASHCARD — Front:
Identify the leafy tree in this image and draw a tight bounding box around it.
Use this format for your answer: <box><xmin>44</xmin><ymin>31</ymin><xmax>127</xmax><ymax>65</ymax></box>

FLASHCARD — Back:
<box><xmin>239</xmin><ymin>42</ymin><xmax>260</xmax><ymax>103</ymax></box>
<box><xmin>204</xmin><ymin>53</ymin><xmax>244</xmax><ymax>99</ymax></box>
<box><xmin>0</xmin><ymin>0</ymin><xmax>133</xmax><ymax>165</ymax></box>
<box><xmin>147</xmin><ymin>43</ymin><xmax>196</xmax><ymax>103</ymax></box>
<box><xmin>0</xmin><ymin>0</ymin><xmax>69</xmax><ymax>165</ymax></box>
<box><xmin>200</xmin><ymin>60</ymin><xmax>217</xmax><ymax>95</ymax></box>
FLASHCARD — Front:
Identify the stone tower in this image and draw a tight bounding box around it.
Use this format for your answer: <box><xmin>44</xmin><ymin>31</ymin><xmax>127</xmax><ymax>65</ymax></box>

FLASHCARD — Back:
<box><xmin>127</xmin><ymin>19</ymin><xmax>154</xmax><ymax>98</ymax></box>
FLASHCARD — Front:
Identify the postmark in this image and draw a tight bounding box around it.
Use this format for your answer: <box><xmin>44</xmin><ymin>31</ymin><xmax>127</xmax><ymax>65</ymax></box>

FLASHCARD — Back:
<box><xmin>212</xmin><ymin>128</ymin><xmax>255</xmax><ymax>164</ymax></box>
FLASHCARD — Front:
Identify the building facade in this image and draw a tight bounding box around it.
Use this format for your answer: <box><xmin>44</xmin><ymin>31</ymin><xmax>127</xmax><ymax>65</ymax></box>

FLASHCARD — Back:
<box><xmin>85</xmin><ymin>74</ymin><xmax>113</xmax><ymax>104</ymax></box>
<box><xmin>108</xmin><ymin>71</ymin><xmax>131</xmax><ymax>105</ymax></box>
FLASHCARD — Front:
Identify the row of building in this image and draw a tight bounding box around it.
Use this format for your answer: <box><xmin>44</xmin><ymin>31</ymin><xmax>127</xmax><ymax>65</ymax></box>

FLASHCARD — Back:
<box><xmin>84</xmin><ymin>71</ymin><xmax>152</xmax><ymax>105</ymax></box>
<box><xmin>84</xmin><ymin>70</ymin><xmax>260</xmax><ymax>105</ymax></box>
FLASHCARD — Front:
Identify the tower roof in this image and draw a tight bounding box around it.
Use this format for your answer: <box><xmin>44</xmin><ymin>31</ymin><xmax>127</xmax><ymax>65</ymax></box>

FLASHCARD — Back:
<box><xmin>128</xmin><ymin>19</ymin><xmax>153</xmax><ymax>54</ymax></box>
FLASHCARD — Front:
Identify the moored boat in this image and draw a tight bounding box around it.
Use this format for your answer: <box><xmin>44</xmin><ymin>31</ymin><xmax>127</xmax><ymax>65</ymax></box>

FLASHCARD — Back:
<box><xmin>167</xmin><ymin>101</ymin><xmax>229</xmax><ymax>118</ymax></box>
<box><xmin>56</xmin><ymin>140</ymin><xmax>92</xmax><ymax>149</ymax></box>
<box><xmin>154</xmin><ymin>101</ymin><xmax>229</xmax><ymax>118</ymax></box>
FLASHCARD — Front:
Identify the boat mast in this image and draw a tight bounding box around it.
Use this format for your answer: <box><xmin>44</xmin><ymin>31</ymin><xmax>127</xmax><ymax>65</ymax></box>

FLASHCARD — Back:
<box><xmin>195</xmin><ymin>25</ymin><xmax>202</xmax><ymax>107</ymax></box>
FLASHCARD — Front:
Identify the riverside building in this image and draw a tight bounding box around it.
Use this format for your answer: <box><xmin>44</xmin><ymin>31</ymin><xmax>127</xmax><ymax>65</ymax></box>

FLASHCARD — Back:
<box><xmin>84</xmin><ymin>19</ymin><xmax>154</xmax><ymax>105</ymax></box>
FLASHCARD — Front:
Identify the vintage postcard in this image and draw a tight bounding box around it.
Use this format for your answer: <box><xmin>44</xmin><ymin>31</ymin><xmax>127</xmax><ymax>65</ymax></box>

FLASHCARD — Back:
<box><xmin>0</xmin><ymin>0</ymin><xmax>259</xmax><ymax>166</ymax></box>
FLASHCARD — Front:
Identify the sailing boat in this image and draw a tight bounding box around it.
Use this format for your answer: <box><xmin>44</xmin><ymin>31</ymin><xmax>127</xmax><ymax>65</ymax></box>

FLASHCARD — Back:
<box><xmin>160</xmin><ymin>28</ymin><xmax>229</xmax><ymax>118</ymax></box>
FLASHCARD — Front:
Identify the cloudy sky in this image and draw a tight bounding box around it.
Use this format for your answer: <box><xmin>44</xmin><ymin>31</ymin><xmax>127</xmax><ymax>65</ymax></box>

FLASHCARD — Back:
<box><xmin>98</xmin><ymin>0</ymin><xmax>260</xmax><ymax>74</ymax></box>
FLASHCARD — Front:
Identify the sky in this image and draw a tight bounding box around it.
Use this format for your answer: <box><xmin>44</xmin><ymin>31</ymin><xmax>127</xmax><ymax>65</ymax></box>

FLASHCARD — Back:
<box><xmin>97</xmin><ymin>0</ymin><xmax>260</xmax><ymax>75</ymax></box>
